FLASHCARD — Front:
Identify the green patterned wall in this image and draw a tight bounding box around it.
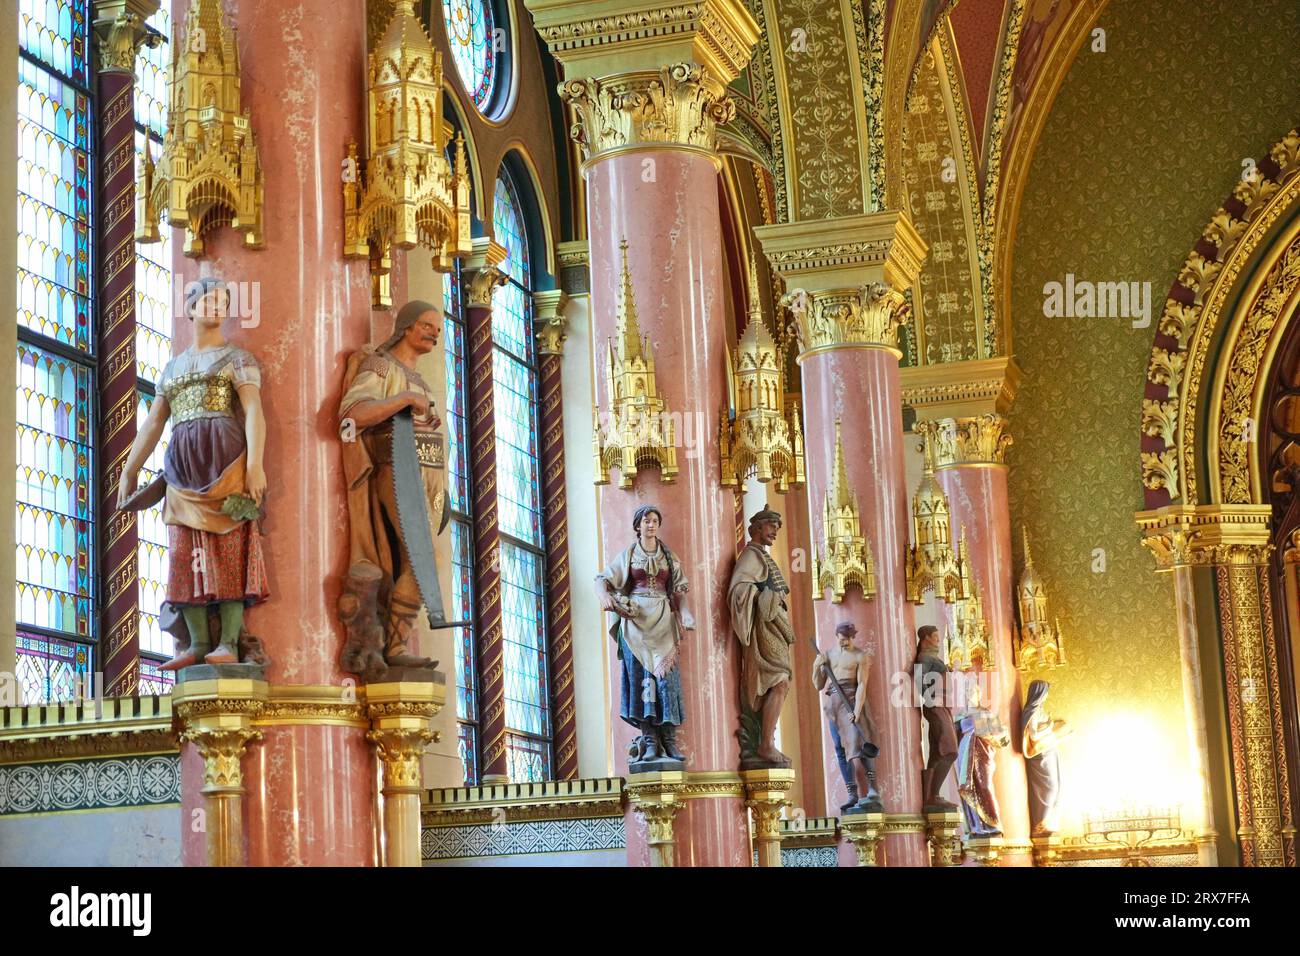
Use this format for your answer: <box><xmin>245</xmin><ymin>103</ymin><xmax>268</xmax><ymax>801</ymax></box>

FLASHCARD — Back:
<box><xmin>1008</xmin><ymin>0</ymin><xmax>1300</xmax><ymax>833</ymax></box>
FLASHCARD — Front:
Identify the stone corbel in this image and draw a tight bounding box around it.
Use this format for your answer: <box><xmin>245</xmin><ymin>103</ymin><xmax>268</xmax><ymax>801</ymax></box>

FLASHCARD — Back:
<box><xmin>464</xmin><ymin>238</ymin><xmax>509</xmax><ymax>308</ymax></box>
<box><xmin>923</xmin><ymin>809</ymin><xmax>962</xmax><ymax>867</ymax></box>
<box><xmin>839</xmin><ymin>811</ymin><xmax>885</xmax><ymax>867</ymax></box>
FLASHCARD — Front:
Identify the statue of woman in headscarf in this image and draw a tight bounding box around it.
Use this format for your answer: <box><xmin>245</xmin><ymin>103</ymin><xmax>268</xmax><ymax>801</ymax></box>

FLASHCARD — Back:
<box><xmin>117</xmin><ymin>277</ymin><xmax>269</xmax><ymax>668</ymax></box>
<box><xmin>956</xmin><ymin>684</ymin><xmax>1010</xmax><ymax>837</ymax></box>
<box><xmin>595</xmin><ymin>504</ymin><xmax>694</xmax><ymax>768</ymax></box>
<box><xmin>1021</xmin><ymin>679</ymin><xmax>1073</xmax><ymax>836</ymax></box>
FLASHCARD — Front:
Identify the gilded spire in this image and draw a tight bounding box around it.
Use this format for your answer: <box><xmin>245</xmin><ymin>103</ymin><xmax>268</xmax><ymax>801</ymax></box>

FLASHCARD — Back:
<box><xmin>615</xmin><ymin>238</ymin><xmax>646</xmax><ymax>364</ymax></box>
<box><xmin>829</xmin><ymin>421</ymin><xmax>853</xmax><ymax>510</ymax></box>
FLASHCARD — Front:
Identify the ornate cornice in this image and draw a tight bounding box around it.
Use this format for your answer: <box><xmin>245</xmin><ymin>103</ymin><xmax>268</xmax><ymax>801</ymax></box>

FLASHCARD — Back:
<box><xmin>1136</xmin><ymin>504</ymin><xmax>1273</xmax><ymax>570</ymax></box>
<box><xmin>900</xmin><ymin>355</ymin><xmax>1021</xmax><ymax>420</ymax></box>
<box><xmin>560</xmin><ymin>64</ymin><xmax>736</xmax><ymax>167</ymax></box>
<box><xmin>526</xmin><ymin>0</ymin><xmax>760</xmax><ymax>84</ymax></box>
<box><xmin>757</xmin><ymin>211</ymin><xmax>927</xmax><ymax>291</ymax></box>
<box><xmin>423</xmin><ymin>777</ymin><xmax>625</xmax><ymax>826</ymax></box>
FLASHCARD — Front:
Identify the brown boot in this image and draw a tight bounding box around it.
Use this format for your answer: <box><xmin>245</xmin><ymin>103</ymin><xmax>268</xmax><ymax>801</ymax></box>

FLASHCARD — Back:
<box><xmin>384</xmin><ymin>612</ymin><xmax>437</xmax><ymax>669</ymax></box>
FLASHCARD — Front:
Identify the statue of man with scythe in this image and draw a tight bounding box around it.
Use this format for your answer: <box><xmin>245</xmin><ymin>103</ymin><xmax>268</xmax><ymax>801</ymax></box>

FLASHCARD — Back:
<box><xmin>338</xmin><ymin>299</ymin><xmax>449</xmax><ymax>679</ymax></box>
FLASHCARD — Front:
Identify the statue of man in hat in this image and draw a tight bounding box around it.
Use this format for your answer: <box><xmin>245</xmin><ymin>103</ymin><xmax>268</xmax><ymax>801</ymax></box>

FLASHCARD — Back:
<box><xmin>727</xmin><ymin>507</ymin><xmax>795</xmax><ymax>767</ymax></box>
<box><xmin>337</xmin><ymin>299</ymin><xmax>449</xmax><ymax>678</ymax></box>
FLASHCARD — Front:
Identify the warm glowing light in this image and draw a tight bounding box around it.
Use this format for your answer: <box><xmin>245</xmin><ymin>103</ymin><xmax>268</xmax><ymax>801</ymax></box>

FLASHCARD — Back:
<box><xmin>1058</xmin><ymin>710</ymin><xmax>1198</xmax><ymax>837</ymax></box>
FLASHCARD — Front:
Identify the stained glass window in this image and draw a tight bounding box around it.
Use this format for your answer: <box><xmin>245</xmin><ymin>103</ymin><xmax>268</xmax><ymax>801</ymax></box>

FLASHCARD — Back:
<box><xmin>15</xmin><ymin>630</ymin><xmax>91</xmax><ymax>705</ymax></box>
<box><xmin>134</xmin><ymin>1</ymin><xmax>174</xmax><ymax>679</ymax></box>
<box><xmin>16</xmin><ymin>0</ymin><xmax>95</xmax><ymax>702</ymax></box>
<box><xmin>441</xmin><ymin>0</ymin><xmax>497</xmax><ymax>112</ymax></box>
<box><xmin>491</xmin><ymin>167</ymin><xmax>550</xmax><ymax>782</ymax></box>
<box><xmin>15</xmin><ymin>343</ymin><xmax>93</xmax><ymax>637</ymax></box>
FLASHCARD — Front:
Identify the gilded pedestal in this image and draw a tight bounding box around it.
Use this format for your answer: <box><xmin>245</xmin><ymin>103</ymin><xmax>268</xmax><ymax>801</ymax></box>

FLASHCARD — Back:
<box><xmin>367</xmin><ymin>678</ymin><xmax>445</xmax><ymax>867</ymax></box>
<box><xmin>924</xmin><ymin>809</ymin><xmax>962</xmax><ymax>867</ymax></box>
<box><xmin>625</xmin><ymin>771</ymin><xmax>687</xmax><ymax>867</ymax></box>
<box><xmin>743</xmin><ymin>768</ymin><xmax>796</xmax><ymax>868</ymax></box>
<box><xmin>964</xmin><ymin>834</ymin><xmax>1004</xmax><ymax>866</ymax></box>
<box><xmin>1031</xmin><ymin>834</ymin><xmax>1063</xmax><ymax>867</ymax></box>
<box><xmin>840</xmin><ymin>811</ymin><xmax>886</xmax><ymax>867</ymax></box>
<box><xmin>173</xmin><ymin>671</ymin><xmax>269</xmax><ymax>867</ymax></box>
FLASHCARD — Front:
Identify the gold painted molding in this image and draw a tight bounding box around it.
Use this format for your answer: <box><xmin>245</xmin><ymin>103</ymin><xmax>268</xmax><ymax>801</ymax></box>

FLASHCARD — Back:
<box><xmin>423</xmin><ymin>776</ymin><xmax>625</xmax><ymax>826</ymax></box>
<box><xmin>756</xmin><ymin>210</ymin><xmax>927</xmax><ymax>291</ymax></box>
<box><xmin>914</xmin><ymin>413</ymin><xmax>1012</xmax><ymax>469</ymax></box>
<box><xmin>525</xmin><ymin>0</ymin><xmax>759</xmax><ymax>82</ymax></box>
<box><xmin>901</xmin><ymin>353</ymin><xmax>1020</xmax><ymax>421</ymax></box>
<box><xmin>533</xmin><ymin>289</ymin><xmax>570</xmax><ymax>356</ymax></box>
<box><xmin>1141</xmin><ymin>128</ymin><xmax>1300</xmax><ymax>505</ymax></box>
<box><xmin>92</xmin><ymin>0</ymin><xmax>161</xmax><ymax>73</ymax></box>
<box><xmin>1136</xmin><ymin>503</ymin><xmax>1273</xmax><ymax>570</ymax></box>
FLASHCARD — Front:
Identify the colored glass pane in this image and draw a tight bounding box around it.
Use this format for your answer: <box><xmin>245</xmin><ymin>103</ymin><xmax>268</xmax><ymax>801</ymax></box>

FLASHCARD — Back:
<box><xmin>442</xmin><ymin>267</ymin><xmax>470</xmax><ymax>514</ymax></box>
<box><xmin>15</xmin><ymin>629</ymin><xmax>91</xmax><ymax>705</ymax></box>
<box><xmin>138</xmin><ymin>657</ymin><xmax>175</xmax><ymax>697</ymax></box>
<box><xmin>499</xmin><ymin>542</ymin><xmax>547</xmax><ymax>738</ymax></box>
<box><xmin>506</xmin><ymin>733</ymin><xmax>549</xmax><ymax>783</ymax></box>
<box><xmin>136</xmin><ymin>394</ymin><xmax>172</xmax><ymax>657</ymax></box>
<box><xmin>491</xmin><ymin>349</ymin><xmax>540</xmax><ymax>545</ymax></box>
<box><xmin>15</xmin><ymin>342</ymin><xmax>93</xmax><ymax>637</ymax></box>
<box><xmin>17</xmin><ymin>57</ymin><xmax>92</xmax><ymax>351</ymax></box>
<box><xmin>441</xmin><ymin>0</ymin><xmax>496</xmax><ymax>111</ymax></box>
<box><xmin>18</xmin><ymin>0</ymin><xmax>90</xmax><ymax>86</ymax></box>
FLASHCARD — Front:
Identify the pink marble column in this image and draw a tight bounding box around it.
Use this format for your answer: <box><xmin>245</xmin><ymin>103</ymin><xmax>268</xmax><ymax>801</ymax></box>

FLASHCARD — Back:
<box><xmin>935</xmin><ymin>457</ymin><xmax>1031</xmax><ymax>865</ymax></box>
<box><xmin>802</xmin><ymin>348</ymin><xmax>926</xmax><ymax>866</ymax></box>
<box><xmin>173</xmin><ymin>0</ymin><xmax>377</xmax><ymax>866</ymax></box>
<box><xmin>588</xmin><ymin>151</ymin><xmax>751</xmax><ymax>868</ymax></box>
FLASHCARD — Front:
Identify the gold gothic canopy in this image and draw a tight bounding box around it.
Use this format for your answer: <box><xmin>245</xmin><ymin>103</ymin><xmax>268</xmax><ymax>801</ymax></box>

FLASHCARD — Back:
<box><xmin>811</xmin><ymin>421</ymin><xmax>876</xmax><ymax>603</ymax></box>
<box><xmin>720</xmin><ymin>254</ymin><xmax>805</xmax><ymax>493</ymax></box>
<box><xmin>343</xmin><ymin>0</ymin><xmax>471</xmax><ymax>306</ymax></box>
<box><xmin>136</xmin><ymin>0</ymin><xmax>265</xmax><ymax>255</ymax></box>
<box><xmin>594</xmin><ymin>239</ymin><xmax>678</xmax><ymax>488</ymax></box>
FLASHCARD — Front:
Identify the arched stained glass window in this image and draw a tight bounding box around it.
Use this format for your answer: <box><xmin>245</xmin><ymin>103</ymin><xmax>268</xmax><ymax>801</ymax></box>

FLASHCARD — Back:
<box><xmin>441</xmin><ymin>0</ymin><xmax>497</xmax><ymax>113</ymax></box>
<box><xmin>491</xmin><ymin>166</ymin><xmax>550</xmax><ymax>782</ymax></box>
<box><xmin>15</xmin><ymin>0</ymin><xmax>96</xmax><ymax>703</ymax></box>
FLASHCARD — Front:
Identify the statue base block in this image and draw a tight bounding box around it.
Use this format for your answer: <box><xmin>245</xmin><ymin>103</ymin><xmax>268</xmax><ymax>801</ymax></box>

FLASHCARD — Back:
<box><xmin>175</xmin><ymin>662</ymin><xmax>268</xmax><ymax>684</ymax></box>
<box><xmin>738</xmin><ymin>755</ymin><xmax>793</xmax><ymax>771</ymax></box>
<box><xmin>629</xmin><ymin>757</ymin><xmax>685</xmax><ymax>774</ymax></box>
<box><xmin>371</xmin><ymin>666</ymin><xmax>447</xmax><ymax>685</ymax></box>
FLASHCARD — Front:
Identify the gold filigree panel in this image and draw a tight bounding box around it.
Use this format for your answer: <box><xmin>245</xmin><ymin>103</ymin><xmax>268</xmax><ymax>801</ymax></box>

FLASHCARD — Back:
<box><xmin>769</xmin><ymin>0</ymin><xmax>865</xmax><ymax>219</ymax></box>
<box><xmin>902</xmin><ymin>42</ymin><xmax>985</xmax><ymax>365</ymax></box>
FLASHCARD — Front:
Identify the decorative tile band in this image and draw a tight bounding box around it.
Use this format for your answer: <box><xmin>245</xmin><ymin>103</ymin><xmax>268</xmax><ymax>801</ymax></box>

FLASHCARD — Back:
<box><xmin>0</xmin><ymin>753</ymin><xmax>180</xmax><ymax>816</ymax></box>
<box><xmin>421</xmin><ymin>816</ymin><xmax>625</xmax><ymax>861</ymax></box>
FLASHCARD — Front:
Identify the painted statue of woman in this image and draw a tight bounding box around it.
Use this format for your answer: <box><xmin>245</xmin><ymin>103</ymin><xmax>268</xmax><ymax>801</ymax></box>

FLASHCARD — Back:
<box><xmin>956</xmin><ymin>686</ymin><xmax>1010</xmax><ymax>837</ymax></box>
<box><xmin>1021</xmin><ymin>679</ymin><xmax>1072</xmax><ymax>836</ymax></box>
<box><xmin>595</xmin><ymin>505</ymin><xmax>694</xmax><ymax>768</ymax></box>
<box><xmin>117</xmin><ymin>277</ymin><xmax>269</xmax><ymax>668</ymax></box>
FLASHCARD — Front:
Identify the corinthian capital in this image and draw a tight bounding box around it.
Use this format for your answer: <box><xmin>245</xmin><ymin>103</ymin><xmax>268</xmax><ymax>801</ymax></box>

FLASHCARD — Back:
<box><xmin>916</xmin><ymin>415</ymin><xmax>1013</xmax><ymax>469</ymax></box>
<box><xmin>93</xmin><ymin>1</ymin><xmax>162</xmax><ymax>73</ymax></box>
<box><xmin>795</xmin><ymin>282</ymin><xmax>910</xmax><ymax>354</ymax></box>
<box><xmin>561</xmin><ymin>63</ymin><xmax>735</xmax><ymax>166</ymax></box>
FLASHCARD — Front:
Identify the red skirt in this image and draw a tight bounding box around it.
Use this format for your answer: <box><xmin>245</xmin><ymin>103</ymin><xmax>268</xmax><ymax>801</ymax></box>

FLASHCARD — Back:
<box><xmin>166</xmin><ymin>522</ymin><xmax>270</xmax><ymax>606</ymax></box>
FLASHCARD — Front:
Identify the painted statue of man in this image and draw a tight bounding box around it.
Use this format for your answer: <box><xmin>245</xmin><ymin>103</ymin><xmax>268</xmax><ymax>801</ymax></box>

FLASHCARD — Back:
<box><xmin>338</xmin><ymin>299</ymin><xmax>449</xmax><ymax>678</ymax></box>
<box><xmin>813</xmin><ymin>621</ymin><xmax>883</xmax><ymax>812</ymax></box>
<box><xmin>916</xmin><ymin>624</ymin><xmax>959</xmax><ymax>811</ymax></box>
<box><xmin>727</xmin><ymin>507</ymin><xmax>795</xmax><ymax>767</ymax></box>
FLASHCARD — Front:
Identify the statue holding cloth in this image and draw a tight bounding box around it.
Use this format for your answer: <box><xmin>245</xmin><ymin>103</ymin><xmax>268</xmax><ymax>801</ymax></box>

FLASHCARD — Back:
<box><xmin>728</xmin><ymin>507</ymin><xmax>795</xmax><ymax>768</ymax></box>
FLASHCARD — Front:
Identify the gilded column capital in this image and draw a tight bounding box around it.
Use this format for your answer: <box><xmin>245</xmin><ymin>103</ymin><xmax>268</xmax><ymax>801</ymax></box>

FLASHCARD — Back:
<box><xmin>923</xmin><ymin>809</ymin><xmax>963</xmax><ymax>867</ymax></box>
<box><xmin>560</xmin><ymin>64</ymin><xmax>736</xmax><ymax>168</ymax></box>
<box><xmin>1136</xmin><ymin>504</ymin><xmax>1273</xmax><ymax>570</ymax></box>
<box><xmin>366</xmin><ymin>727</ymin><xmax>434</xmax><ymax>790</ymax></box>
<box><xmin>839</xmin><ymin>811</ymin><xmax>885</xmax><ymax>867</ymax></box>
<box><xmin>365</xmin><ymin>677</ymin><xmax>444</xmax><ymax>866</ymax></box>
<box><xmin>532</xmin><ymin>289</ymin><xmax>570</xmax><ymax>356</ymax></box>
<box><xmin>915</xmin><ymin>414</ymin><xmax>1013</xmax><ymax>469</ymax></box>
<box><xmin>178</xmin><ymin>726</ymin><xmax>263</xmax><ymax>790</ymax></box>
<box><xmin>463</xmin><ymin>238</ymin><xmax>509</xmax><ymax>307</ymax></box>
<box><xmin>93</xmin><ymin>0</ymin><xmax>162</xmax><ymax>73</ymax></box>
<box><xmin>525</xmin><ymin>0</ymin><xmax>760</xmax><ymax>83</ymax></box>
<box><xmin>755</xmin><ymin>212</ymin><xmax>927</xmax><ymax>359</ymax></box>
